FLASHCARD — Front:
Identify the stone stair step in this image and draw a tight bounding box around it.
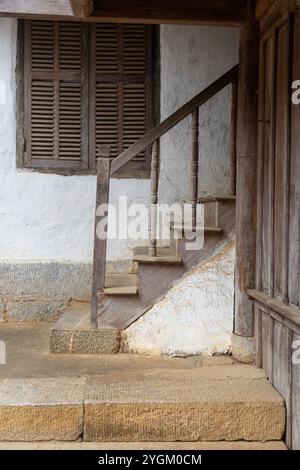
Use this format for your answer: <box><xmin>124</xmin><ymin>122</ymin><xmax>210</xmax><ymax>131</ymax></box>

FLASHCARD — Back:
<box><xmin>50</xmin><ymin>303</ymin><xmax>121</xmax><ymax>354</ymax></box>
<box><xmin>0</xmin><ymin>373</ymin><xmax>285</xmax><ymax>443</ymax></box>
<box><xmin>84</xmin><ymin>376</ymin><xmax>285</xmax><ymax>442</ymax></box>
<box><xmin>0</xmin><ymin>377</ymin><xmax>85</xmax><ymax>441</ymax></box>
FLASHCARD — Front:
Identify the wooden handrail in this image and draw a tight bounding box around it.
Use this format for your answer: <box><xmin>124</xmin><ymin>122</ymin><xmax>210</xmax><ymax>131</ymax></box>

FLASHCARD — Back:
<box><xmin>110</xmin><ymin>64</ymin><xmax>239</xmax><ymax>175</ymax></box>
<box><xmin>91</xmin><ymin>65</ymin><xmax>239</xmax><ymax>327</ymax></box>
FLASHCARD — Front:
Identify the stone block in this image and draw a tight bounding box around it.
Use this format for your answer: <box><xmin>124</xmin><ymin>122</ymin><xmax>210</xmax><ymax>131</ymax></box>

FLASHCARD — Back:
<box><xmin>0</xmin><ymin>377</ymin><xmax>85</xmax><ymax>441</ymax></box>
<box><xmin>232</xmin><ymin>333</ymin><xmax>255</xmax><ymax>364</ymax></box>
<box><xmin>83</xmin><ymin>377</ymin><xmax>285</xmax><ymax>442</ymax></box>
<box><xmin>50</xmin><ymin>329</ymin><xmax>121</xmax><ymax>354</ymax></box>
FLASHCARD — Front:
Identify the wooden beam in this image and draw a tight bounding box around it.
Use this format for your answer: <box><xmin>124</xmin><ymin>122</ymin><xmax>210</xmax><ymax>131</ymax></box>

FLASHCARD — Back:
<box><xmin>91</xmin><ymin>145</ymin><xmax>111</xmax><ymax>329</ymax></box>
<box><xmin>70</xmin><ymin>0</ymin><xmax>94</xmax><ymax>17</ymax></box>
<box><xmin>256</xmin><ymin>0</ymin><xmax>275</xmax><ymax>20</ymax></box>
<box><xmin>234</xmin><ymin>0</ymin><xmax>259</xmax><ymax>337</ymax></box>
<box><xmin>111</xmin><ymin>65</ymin><xmax>239</xmax><ymax>175</ymax></box>
<box><xmin>92</xmin><ymin>0</ymin><xmax>246</xmax><ymax>26</ymax></box>
<box><xmin>0</xmin><ymin>0</ymin><xmax>93</xmax><ymax>17</ymax></box>
<box><xmin>0</xmin><ymin>0</ymin><xmax>245</xmax><ymax>24</ymax></box>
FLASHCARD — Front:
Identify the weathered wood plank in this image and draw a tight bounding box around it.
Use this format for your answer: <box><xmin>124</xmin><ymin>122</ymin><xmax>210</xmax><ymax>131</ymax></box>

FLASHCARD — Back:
<box><xmin>261</xmin><ymin>311</ymin><xmax>274</xmax><ymax>380</ymax></box>
<box><xmin>234</xmin><ymin>0</ymin><xmax>259</xmax><ymax>337</ymax></box>
<box><xmin>110</xmin><ymin>65</ymin><xmax>239</xmax><ymax>175</ymax></box>
<box><xmin>0</xmin><ymin>0</ymin><xmax>93</xmax><ymax>17</ymax></box>
<box><xmin>274</xmin><ymin>19</ymin><xmax>291</xmax><ymax>301</ymax></box>
<box><xmin>248</xmin><ymin>289</ymin><xmax>300</xmax><ymax>331</ymax></box>
<box><xmin>273</xmin><ymin>321</ymin><xmax>292</xmax><ymax>447</ymax></box>
<box><xmin>91</xmin><ymin>145</ymin><xmax>111</xmax><ymax>329</ymax></box>
<box><xmin>261</xmin><ymin>34</ymin><xmax>275</xmax><ymax>295</ymax></box>
<box><xmin>254</xmin><ymin>305</ymin><xmax>263</xmax><ymax>368</ymax></box>
<box><xmin>93</xmin><ymin>0</ymin><xmax>246</xmax><ymax>26</ymax></box>
<box><xmin>230</xmin><ymin>81</ymin><xmax>238</xmax><ymax>196</ymax></box>
<box><xmin>260</xmin><ymin>0</ymin><xmax>296</xmax><ymax>38</ymax></box>
<box><xmin>0</xmin><ymin>0</ymin><xmax>245</xmax><ymax>24</ymax></box>
<box><xmin>292</xmin><ymin>333</ymin><xmax>300</xmax><ymax>450</ymax></box>
<box><xmin>70</xmin><ymin>0</ymin><xmax>93</xmax><ymax>17</ymax></box>
<box><xmin>289</xmin><ymin>11</ymin><xmax>300</xmax><ymax>307</ymax></box>
<box><xmin>256</xmin><ymin>0</ymin><xmax>276</xmax><ymax>20</ymax></box>
<box><xmin>255</xmin><ymin>42</ymin><xmax>266</xmax><ymax>291</ymax></box>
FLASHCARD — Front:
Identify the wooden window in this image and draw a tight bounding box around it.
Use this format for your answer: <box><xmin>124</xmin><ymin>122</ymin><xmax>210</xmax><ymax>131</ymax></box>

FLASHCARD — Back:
<box><xmin>19</xmin><ymin>20</ymin><xmax>154</xmax><ymax>175</ymax></box>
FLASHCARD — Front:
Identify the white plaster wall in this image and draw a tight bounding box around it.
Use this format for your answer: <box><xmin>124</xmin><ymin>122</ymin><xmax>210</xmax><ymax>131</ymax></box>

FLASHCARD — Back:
<box><xmin>124</xmin><ymin>239</ymin><xmax>235</xmax><ymax>357</ymax></box>
<box><xmin>0</xmin><ymin>19</ymin><xmax>238</xmax><ymax>263</ymax></box>
<box><xmin>0</xmin><ymin>19</ymin><xmax>150</xmax><ymax>263</ymax></box>
<box><xmin>159</xmin><ymin>26</ymin><xmax>239</xmax><ymax>203</ymax></box>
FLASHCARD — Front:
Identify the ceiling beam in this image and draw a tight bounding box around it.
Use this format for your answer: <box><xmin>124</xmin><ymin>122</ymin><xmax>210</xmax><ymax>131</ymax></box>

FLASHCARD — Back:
<box><xmin>255</xmin><ymin>0</ymin><xmax>275</xmax><ymax>19</ymax></box>
<box><xmin>0</xmin><ymin>0</ymin><xmax>245</xmax><ymax>25</ymax></box>
<box><xmin>70</xmin><ymin>0</ymin><xmax>94</xmax><ymax>17</ymax></box>
<box><xmin>92</xmin><ymin>0</ymin><xmax>246</xmax><ymax>26</ymax></box>
<box><xmin>0</xmin><ymin>0</ymin><xmax>94</xmax><ymax>18</ymax></box>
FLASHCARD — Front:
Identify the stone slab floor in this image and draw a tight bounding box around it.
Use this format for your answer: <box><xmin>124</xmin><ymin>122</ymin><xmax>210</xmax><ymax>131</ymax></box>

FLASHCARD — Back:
<box><xmin>0</xmin><ymin>322</ymin><xmax>238</xmax><ymax>379</ymax></box>
<box><xmin>0</xmin><ymin>322</ymin><xmax>286</xmax><ymax>450</ymax></box>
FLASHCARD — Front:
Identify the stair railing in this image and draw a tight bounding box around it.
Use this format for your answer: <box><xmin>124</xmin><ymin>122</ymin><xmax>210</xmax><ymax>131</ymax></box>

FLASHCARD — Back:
<box><xmin>91</xmin><ymin>64</ymin><xmax>239</xmax><ymax>328</ymax></box>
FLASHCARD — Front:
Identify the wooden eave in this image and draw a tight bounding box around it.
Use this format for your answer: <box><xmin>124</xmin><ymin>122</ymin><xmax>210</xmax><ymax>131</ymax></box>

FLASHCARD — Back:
<box><xmin>0</xmin><ymin>0</ymin><xmax>246</xmax><ymax>26</ymax></box>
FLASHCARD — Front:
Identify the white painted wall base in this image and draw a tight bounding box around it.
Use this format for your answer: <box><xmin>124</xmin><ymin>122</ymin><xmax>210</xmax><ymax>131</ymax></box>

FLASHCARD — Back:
<box><xmin>123</xmin><ymin>239</ymin><xmax>235</xmax><ymax>357</ymax></box>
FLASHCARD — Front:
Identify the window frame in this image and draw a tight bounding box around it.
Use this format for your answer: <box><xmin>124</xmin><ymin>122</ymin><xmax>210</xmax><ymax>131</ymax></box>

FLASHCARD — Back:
<box><xmin>16</xmin><ymin>20</ymin><xmax>160</xmax><ymax>178</ymax></box>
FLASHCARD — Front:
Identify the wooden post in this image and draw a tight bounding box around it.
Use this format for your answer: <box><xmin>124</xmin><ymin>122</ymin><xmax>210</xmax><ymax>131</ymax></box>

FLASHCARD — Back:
<box><xmin>149</xmin><ymin>140</ymin><xmax>160</xmax><ymax>257</ymax></box>
<box><xmin>91</xmin><ymin>145</ymin><xmax>111</xmax><ymax>329</ymax></box>
<box><xmin>234</xmin><ymin>1</ymin><xmax>259</xmax><ymax>340</ymax></box>
<box><xmin>191</xmin><ymin>108</ymin><xmax>199</xmax><ymax>228</ymax></box>
<box><xmin>230</xmin><ymin>80</ymin><xmax>238</xmax><ymax>196</ymax></box>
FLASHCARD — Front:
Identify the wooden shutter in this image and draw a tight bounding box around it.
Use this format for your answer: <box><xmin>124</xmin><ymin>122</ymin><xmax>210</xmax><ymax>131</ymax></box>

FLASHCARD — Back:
<box><xmin>24</xmin><ymin>20</ymin><xmax>89</xmax><ymax>170</ymax></box>
<box><xmin>90</xmin><ymin>24</ymin><xmax>153</xmax><ymax>171</ymax></box>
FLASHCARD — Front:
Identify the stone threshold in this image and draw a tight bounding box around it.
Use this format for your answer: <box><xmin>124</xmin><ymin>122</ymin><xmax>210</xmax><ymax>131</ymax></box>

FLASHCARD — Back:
<box><xmin>0</xmin><ymin>373</ymin><xmax>285</xmax><ymax>442</ymax></box>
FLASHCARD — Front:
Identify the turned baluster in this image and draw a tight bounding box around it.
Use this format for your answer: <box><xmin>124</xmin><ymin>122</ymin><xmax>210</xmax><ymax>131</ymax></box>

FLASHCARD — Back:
<box><xmin>191</xmin><ymin>108</ymin><xmax>199</xmax><ymax>229</ymax></box>
<box><xmin>230</xmin><ymin>80</ymin><xmax>238</xmax><ymax>196</ymax></box>
<box><xmin>149</xmin><ymin>139</ymin><xmax>160</xmax><ymax>258</ymax></box>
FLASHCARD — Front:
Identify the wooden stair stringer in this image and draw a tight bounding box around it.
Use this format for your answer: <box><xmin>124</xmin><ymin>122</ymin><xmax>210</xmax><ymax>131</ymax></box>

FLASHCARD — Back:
<box><xmin>97</xmin><ymin>202</ymin><xmax>235</xmax><ymax>330</ymax></box>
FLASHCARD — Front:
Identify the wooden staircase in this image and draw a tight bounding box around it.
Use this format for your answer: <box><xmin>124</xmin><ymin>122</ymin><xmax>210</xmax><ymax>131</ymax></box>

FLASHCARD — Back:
<box><xmin>50</xmin><ymin>197</ymin><xmax>235</xmax><ymax>353</ymax></box>
<box><xmin>50</xmin><ymin>65</ymin><xmax>239</xmax><ymax>354</ymax></box>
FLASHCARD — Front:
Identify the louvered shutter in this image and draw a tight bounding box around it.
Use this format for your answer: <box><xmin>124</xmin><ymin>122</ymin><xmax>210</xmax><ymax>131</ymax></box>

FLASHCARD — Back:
<box><xmin>23</xmin><ymin>20</ymin><xmax>89</xmax><ymax>170</ymax></box>
<box><xmin>90</xmin><ymin>24</ymin><xmax>153</xmax><ymax>170</ymax></box>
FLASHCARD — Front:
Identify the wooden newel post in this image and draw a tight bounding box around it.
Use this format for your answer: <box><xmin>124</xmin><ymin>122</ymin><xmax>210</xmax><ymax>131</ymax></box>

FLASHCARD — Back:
<box><xmin>91</xmin><ymin>145</ymin><xmax>111</xmax><ymax>329</ymax></box>
<box><xmin>233</xmin><ymin>0</ymin><xmax>259</xmax><ymax>360</ymax></box>
<box><xmin>230</xmin><ymin>80</ymin><xmax>238</xmax><ymax>196</ymax></box>
<box><xmin>149</xmin><ymin>139</ymin><xmax>160</xmax><ymax>258</ymax></box>
<box><xmin>191</xmin><ymin>108</ymin><xmax>199</xmax><ymax>228</ymax></box>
